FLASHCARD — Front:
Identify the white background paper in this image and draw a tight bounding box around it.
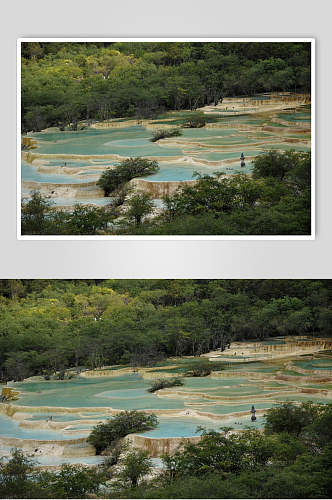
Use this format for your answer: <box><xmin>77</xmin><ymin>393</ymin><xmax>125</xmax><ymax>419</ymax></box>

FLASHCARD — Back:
<box><xmin>1</xmin><ymin>0</ymin><xmax>330</xmax><ymax>278</ymax></box>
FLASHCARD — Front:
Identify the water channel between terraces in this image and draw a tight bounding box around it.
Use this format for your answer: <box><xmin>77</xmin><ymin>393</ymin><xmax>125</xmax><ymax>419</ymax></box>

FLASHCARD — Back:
<box><xmin>0</xmin><ymin>336</ymin><xmax>331</xmax><ymax>467</ymax></box>
<box><xmin>21</xmin><ymin>93</ymin><xmax>311</xmax><ymax>208</ymax></box>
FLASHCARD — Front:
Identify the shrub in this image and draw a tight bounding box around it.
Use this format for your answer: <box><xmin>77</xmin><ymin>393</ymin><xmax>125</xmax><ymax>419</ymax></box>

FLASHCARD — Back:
<box><xmin>88</xmin><ymin>410</ymin><xmax>158</xmax><ymax>454</ymax></box>
<box><xmin>0</xmin><ymin>449</ymin><xmax>107</xmax><ymax>498</ymax></box>
<box><xmin>264</xmin><ymin>402</ymin><xmax>319</xmax><ymax>437</ymax></box>
<box><xmin>121</xmin><ymin>450</ymin><xmax>152</xmax><ymax>488</ymax></box>
<box><xmin>126</xmin><ymin>192</ymin><xmax>154</xmax><ymax>226</ymax></box>
<box><xmin>148</xmin><ymin>377</ymin><xmax>184</xmax><ymax>393</ymax></box>
<box><xmin>97</xmin><ymin>158</ymin><xmax>159</xmax><ymax>196</ymax></box>
<box><xmin>183</xmin><ymin>113</ymin><xmax>207</xmax><ymax>128</ymax></box>
<box><xmin>252</xmin><ymin>150</ymin><xmax>311</xmax><ymax>184</ymax></box>
<box><xmin>185</xmin><ymin>359</ymin><xmax>224</xmax><ymax>377</ymax></box>
<box><xmin>102</xmin><ymin>439</ymin><xmax>129</xmax><ymax>466</ymax></box>
<box><xmin>150</xmin><ymin>128</ymin><xmax>182</xmax><ymax>142</ymax></box>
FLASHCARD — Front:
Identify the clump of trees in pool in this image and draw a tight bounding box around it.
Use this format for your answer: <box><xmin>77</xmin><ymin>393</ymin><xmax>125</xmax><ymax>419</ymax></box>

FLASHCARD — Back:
<box><xmin>148</xmin><ymin>377</ymin><xmax>184</xmax><ymax>392</ymax></box>
<box><xmin>150</xmin><ymin>128</ymin><xmax>182</xmax><ymax>142</ymax></box>
<box><xmin>21</xmin><ymin>41</ymin><xmax>310</xmax><ymax>132</ymax></box>
<box><xmin>97</xmin><ymin>158</ymin><xmax>159</xmax><ymax>196</ymax></box>
<box><xmin>1</xmin><ymin>402</ymin><xmax>332</xmax><ymax>498</ymax></box>
<box><xmin>185</xmin><ymin>359</ymin><xmax>225</xmax><ymax>377</ymax></box>
<box><xmin>21</xmin><ymin>151</ymin><xmax>311</xmax><ymax>236</ymax></box>
<box><xmin>88</xmin><ymin>410</ymin><xmax>158</xmax><ymax>454</ymax></box>
<box><xmin>183</xmin><ymin>112</ymin><xmax>207</xmax><ymax>128</ymax></box>
<box><xmin>0</xmin><ymin>279</ymin><xmax>331</xmax><ymax>383</ymax></box>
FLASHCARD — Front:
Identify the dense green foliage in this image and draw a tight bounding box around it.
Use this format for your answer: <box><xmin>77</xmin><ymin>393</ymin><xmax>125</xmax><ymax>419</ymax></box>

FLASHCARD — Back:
<box><xmin>264</xmin><ymin>401</ymin><xmax>318</xmax><ymax>436</ymax></box>
<box><xmin>21</xmin><ymin>151</ymin><xmax>311</xmax><ymax>235</ymax></box>
<box><xmin>97</xmin><ymin>158</ymin><xmax>159</xmax><ymax>196</ymax></box>
<box><xmin>88</xmin><ymin>410</ymin><xmax>158</xmax><ymax>454</ymax></box>
<box><xmin>150</xmin><ymin>128</ymin><xmax>182</xmax><ymax>142</ymax></box>
<box><xmin>253</xmin><ymin>150</ymin><xmax>311</xmax><ymax>183</ymax></box>
<box><xmin>120</xmin><ymin>403</ymin><xmax>332</xmax><ymax>499</ymax></box>
<box><xmin>147</xmin><ymin>377</ymin><xmax>184</xmax><ymax>393</ymax></box>
<box><xmin>0</xmin><ymin>279</ymin><xmax>332</xmax><ymax>382</ymax></box>
<box><xmin>121</xmin><ymin>151</ymin><xmax>311</xmax><ymax>235</ymax></box>
<box><xmin>0</xmin><ymin>449</ymin><xmax>106</xmax><ymax>498</ymax></box>
<box><xmin>125</xmin><ymin>192</ymin><xmax>155</xmax><ymax>226</ymax></box>
<box><xmin>120</xmin><ymin>450</ymin><xmax>153</xmax><ymax>488</ymax></box>
<box><xmin>21</xmin><ymin>42</ymin><xmax>310</xmax><ymax>132</ymax></box>
<box><xmin>21</xmin><ymin>191</ymin><xmax>112</xmax><ymax>235</ymax></box>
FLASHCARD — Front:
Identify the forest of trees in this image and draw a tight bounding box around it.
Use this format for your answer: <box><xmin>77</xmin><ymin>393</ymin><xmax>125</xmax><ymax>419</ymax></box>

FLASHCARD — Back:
<box><xmin>0</xmin><ymin>279</ymin><xmax>331</xmax><ymax>382</ymax></box>
<box><xmin>21</xmin><ymin>41</ymin><xmax>311</xmax><ymax>132</ymax></box>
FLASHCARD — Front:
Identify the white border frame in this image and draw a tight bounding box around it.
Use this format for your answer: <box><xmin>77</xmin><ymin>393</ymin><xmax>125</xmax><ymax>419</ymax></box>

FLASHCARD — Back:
<box><xmin>17</xmin><ymin>37</ymin><xmax>315</xmax><ymax>241</ymax></box>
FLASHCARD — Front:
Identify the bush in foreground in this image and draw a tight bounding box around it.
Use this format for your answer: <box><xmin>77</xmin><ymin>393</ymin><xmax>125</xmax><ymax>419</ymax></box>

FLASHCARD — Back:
<box><xmin>125</xmin><ymin>192</ymin><xmax>155</xmax><ymax>226</ymax></box>
<box><xmin>121</xmin><ymin>450</ymin><xmax>153</xmax><ymax>488</ymax></box>
<box><xmin>0</xmin><ymin>449</ymin><xmax>106</xmax><ymax>499</ymax></box>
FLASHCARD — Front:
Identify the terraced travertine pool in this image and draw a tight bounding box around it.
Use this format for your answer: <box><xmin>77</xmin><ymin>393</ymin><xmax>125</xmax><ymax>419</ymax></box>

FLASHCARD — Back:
<box><xmin>21</xmin><ymin>97</ymin><xmax>311</xmax><ymax>206</ymax></box>
<box><xmin>294</xmin><ymin>359</ymin><xmax>332</xmax><ymax>370</ymax></box>
<box><xmin>3</xmin><ymin>339</ymin><xmax>330</xmax><ymax>466</ymax></box>
<box><xmin>1</xmin><ymin>354</ymin><xmax>330</xmax><ymax>432</ymax></box>
<box><xmin>0</xmin><ymin>373</ymin><xmax>272</xmax><ymax>445</ymax></box>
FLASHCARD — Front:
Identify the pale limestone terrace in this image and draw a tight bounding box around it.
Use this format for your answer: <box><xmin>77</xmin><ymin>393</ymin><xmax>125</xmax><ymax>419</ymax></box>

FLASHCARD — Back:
<box><xmin>0</xmin><ymin>337</ymin><xmax>331</xmax><ymax>465</ymax></box>
<box><xmin>21</xmin><ymin>93</ymin><xmax>311</xmax><ymax>208</ymax></box>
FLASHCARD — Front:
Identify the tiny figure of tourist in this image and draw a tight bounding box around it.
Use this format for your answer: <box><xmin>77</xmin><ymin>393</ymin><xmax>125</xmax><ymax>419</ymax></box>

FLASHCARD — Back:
<box><xmin>250</xmin><ymin>405</ymin><xmax>257</xmax><ymax>421</ymax></box>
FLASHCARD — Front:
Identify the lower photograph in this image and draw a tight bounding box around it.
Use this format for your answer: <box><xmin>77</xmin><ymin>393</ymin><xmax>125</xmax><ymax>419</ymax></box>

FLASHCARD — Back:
<box><xmin>0</xmin><ymin>279</ymin><xmax>331</xmax><ymax>499</ymax></box>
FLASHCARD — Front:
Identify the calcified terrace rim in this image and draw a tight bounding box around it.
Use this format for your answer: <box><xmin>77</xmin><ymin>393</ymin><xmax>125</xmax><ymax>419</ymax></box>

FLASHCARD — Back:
<box><xmin>1</xmin><ymin>345</ymin><xmax>331</xmax><ymax>458</ymax></box>
<box><xmin>2</xmin><ymin>355</ymin><xmax>332</xmax><ymax>433</ymax></box>
<box><xmin>21</xmin><ymin>95</ymin><xmax>311</xmax><ymax>196</ymax></box>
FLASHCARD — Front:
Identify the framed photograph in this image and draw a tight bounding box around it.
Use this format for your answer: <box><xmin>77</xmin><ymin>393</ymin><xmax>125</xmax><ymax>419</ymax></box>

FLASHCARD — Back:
<box><xmin>17</xmin><ymin>38</ymin><xmax>315</xmax><ymax>240</ymax></box>
<box><xmin>1</xmin><ymin>278</ymin><xmax>331</xmax><ymax>499</ymax></box>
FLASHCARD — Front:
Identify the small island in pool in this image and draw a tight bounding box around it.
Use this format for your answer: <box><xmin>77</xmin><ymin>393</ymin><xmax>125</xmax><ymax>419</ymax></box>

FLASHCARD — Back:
<box><xmin>19</xmin><ymin>40</ymin><xmax>313</xmax><ymax>236</ymax></box>
<box><xmin>1</xmin><ymin>279</ymin><xmax>331</xmax><ymax>498</ymax></box>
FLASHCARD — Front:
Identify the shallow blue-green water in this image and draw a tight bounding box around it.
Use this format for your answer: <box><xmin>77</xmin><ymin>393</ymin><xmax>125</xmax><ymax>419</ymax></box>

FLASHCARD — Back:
<box><xmin>21</xmin><ymin>112</ymin><xmax>310</xmax><ymax>192</ymax></box>
<box><xmin>45</xmin><ymin>197</ymin><xmax>111</xmax><ymax>208</ymax></box>
<box><xmin>32</xmin><ymin>127</ymin><xmax>183</xmax><ymax>157</ymax></box>
<box><xmin>278</xmin><ymin>112</ymin><xmax>311</xmax><ymax>122</ymax></box>
<box><xmin>195</xmin><ymin>150</ymin><xmax>263</xmax><ymax>162</ymax></box>
<box><xmin>12</xmin><ymin>375</ymin><xmax>185</xmax><ymax>410</ymax></box>
<box><xmin>34</xmin><ymin>455</ymin><xmax>105</xmax><ymax>466</ymax></box>
<box><xmin>0</xmin><ymin>413</ymin><xmax>87</xmax><ymax>440</ymax></box>
<box><xmin>22</xmin><ymin>161</ymin><xmax>92</xmax><ymax>184</ymax></box>
<box><xmin>294</xmin><ymin>359</ymin><xmax>332</xmax><ymax>371</ymax></box>
<box><xmin>144</xmin><ymin>162</ymin><xmax>216</xmax><ymax>181</ymax></box>
<box><xmin>140</xmin><ymin>415</ymin><xmax>262</xmax><ymax>438</ymax></box>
